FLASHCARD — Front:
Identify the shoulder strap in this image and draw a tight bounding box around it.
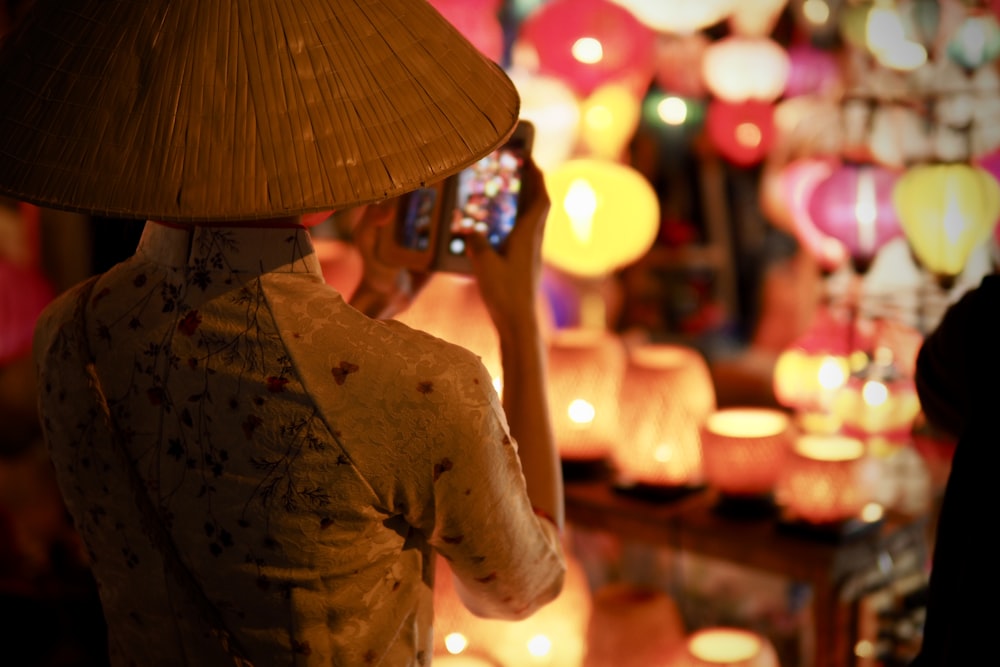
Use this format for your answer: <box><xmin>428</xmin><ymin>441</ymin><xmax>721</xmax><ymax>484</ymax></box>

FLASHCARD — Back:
<box><xmin>72</xmin><ymin>277</ymin><xmax>256</xmax><ymax>667</ymax></box>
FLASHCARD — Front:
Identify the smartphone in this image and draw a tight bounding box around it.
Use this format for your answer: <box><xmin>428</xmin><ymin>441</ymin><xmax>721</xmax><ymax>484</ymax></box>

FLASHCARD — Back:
<box><xmin>375</xmin><ymin>120</ymin><xmax>534</xmax><ymax>273</ymax></box>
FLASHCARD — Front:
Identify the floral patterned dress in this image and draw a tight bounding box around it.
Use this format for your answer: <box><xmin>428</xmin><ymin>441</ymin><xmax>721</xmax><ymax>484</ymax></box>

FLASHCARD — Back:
<box><xmin>32</xmin><ymin>222</ymin><xmax>564</xmax><ymax>666</ymax></box>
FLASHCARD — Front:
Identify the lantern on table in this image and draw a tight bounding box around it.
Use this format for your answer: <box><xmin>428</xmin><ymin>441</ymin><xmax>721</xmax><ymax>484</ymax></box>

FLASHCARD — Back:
<box><xmin>547</xmin><ymin>328</ymin><xmax>626</xmax><ymax>474</ymax></box>
<box><xmin>701</xmin><ymin>407</ymin><xmax>793</xmax><ymax>514</ymax></box>
<box><xmin>584</xmin><ymin>583</ymin><xmax>686</xmax><ymax>667</ymax></box>
<box><xmin>832</xmin><ymin>346</ymin><xmax>922</xmax><ymax>441</ymax></box>
<box><xmin>777</xmin><ymin>434</ymin><xmax>882</xmax><ymax>535</ymax></box>
<box><xmin>614</xmin><ymin>343</ymin><xmax>716</xmax><ymax>496</ymax></box>
<box><xmin>666</xmin><ymin>627</ymin><xmax>780</xmax><ymax>667</ymax></box>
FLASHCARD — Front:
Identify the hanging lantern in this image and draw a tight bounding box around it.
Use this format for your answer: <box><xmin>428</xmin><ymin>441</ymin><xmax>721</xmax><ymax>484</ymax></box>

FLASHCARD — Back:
<box><xmin>777</xmin><ymin>434</ymin><xmax>881</xmax><ymax>526</ymax></box>
<box><xmin>517</xmin><ymin>0</ymin><xmax>656</xmax><ymax>97</ymax></box>
<box><xmin>510</xmin><ymin>71</ymin><xmax>582</xmax><ymax>173</ymax></box>
<box><xmin>642</xmin><ymin>90</ymin><xmax>707</xmax><ymax>144</ymax></box>
<box><xmin>666</xmin><ymin>627</ymin><xmax>781</xmax><ymax>667</ymax></box>
<box><xmin>807</xmin><ymin>162</ymin><xmax>904</xmax><ymax>273</ymax></box>
<box><xmin>868</xmin><ymin>105</ymin><xmax>932</xmax><ymax>169</ymax></box>
<box><xmin>654</xmin><ymin>33</ymin><xmax>711</xmax><ymax>99</ymax></box>
<box><xmin>614</xmin><ymin>344</ymin><xmax>716</xmax><ymax>491</ymax></box>
<box><xmin>775</xmin><ymin>157</ymin><xmax>849</xmax><ymax>271</ymax></box>
<box><xmin>607</xmin><ymin>0</ymin><xmax>737</xmax><ymax>34</ymax></box>
<box><xmin>894</xmin><ymin>162</ymin><xmax>1000</xmax><ymax>282</ymax></box>
<box><xmin>832</xmin><ymin>348</ymin><xmax>922</xmax><ymax>441</ymax></box>
<box><xmin>729</xmin><ymin>0</ymin><xmax>791</xmax><ymax>37</ymax></box>
<box><xmin>792</xmin><ymin>0</ymin><xmax>840</xmax><ymax>43</ymax></box>
<box><xmin>702</xmin><ymin>36</ymin><xmax>791</xmax><ymax>104</ymax></box>
<box><xmin>706</xmin><ymin>99</ymin><xmax>776</xmax><ymax>167</ymax></box>
<box><xmin>547</xmin><ymin>328</ymin><xmax>626</xmax><ymax>465</ymax></box>
<box><xmin>579</xmin><ymin>82</ymin><xmax>642</xmax><ymax>161</ymax></box>
<box><xmin>700</xmin><ymin>407</ymin><xmax>793</xmax><ymax>501</ymax></box>
<box><xmin>783</xmin><ymin>43</ymin><xmax>842</xmax><ymax>99</ymax></box>
<box><xmin>947</xmin><ymin>11</ymin><xmax>1000</xmax><ymax>70</ymax></box>
<box><xmin>541</xmin><ymin>158</ymin><xmax>660</xmax><ymax>278</ymax></box>
<box><xmin>427</xmin><ymin>0</ymin><xmax>505</xmax><ymax>63</ymax></box>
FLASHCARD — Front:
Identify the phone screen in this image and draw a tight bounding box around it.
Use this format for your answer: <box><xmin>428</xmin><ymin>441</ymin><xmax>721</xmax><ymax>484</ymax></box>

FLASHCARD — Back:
<box><xmin>395</xmin><ymin>186</ymin><xmax>438</xmax><ymax>251</ymax></box>
<box><xmin>444</xmin><ymin>141</ymin><xmax>525</xmax><ymax>257</ymax></box>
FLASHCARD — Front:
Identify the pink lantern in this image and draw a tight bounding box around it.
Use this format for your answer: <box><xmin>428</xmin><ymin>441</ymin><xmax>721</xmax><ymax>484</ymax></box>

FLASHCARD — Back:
<box><xmin>807</xmin><ymin>162</ymin><xmax>904</xmax><ymax>273</ymax></box>
<box><xmin>783</xmin><ymin>43</ymin><xmax>843</xmax><ymax>98</ymax></box>
<box><xmin>706</xmin><ymin>99</ymin><xmax>776</xmax><ymax>167</ymax></box>
<box><xmin>0</xmin><ymin>260</ymin><xmax>53</xmax><ymax>366</ymax></box>
<box><xmin>517</xmin><ymin>0</ymin><xmax>656</xmax><ymax>97</ymax></box>
<box><xmin>428</xmin><ymin>0</ymin><xmax>505</xmax><ymax>63</ymax></box>
<box><xmin>777</xmin><ymin>157</ymin><xmax>849</xmax><ymax>271</ymax></box>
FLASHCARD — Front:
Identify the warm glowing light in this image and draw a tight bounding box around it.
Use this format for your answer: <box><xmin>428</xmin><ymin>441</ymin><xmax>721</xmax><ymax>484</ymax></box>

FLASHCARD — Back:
<box><xmin>795</xmin><ymin>434</ymin><xmax>865</xmax><ymax>462</ymax></box>
<box><xmin>855</xmin><ymin>170</ymin><xmax>877</xmax><ymax>256</ymax></box>
<box><xmin>803</xmin><ymin>0</ymin><xmax>830</xmax><ymax>25</ymax></box>
<box><xmin>705</xmin><ymin>408</ymin><xmax>788</xmax><ymax>438</ymax></box>
<box><xmin>817</xmin><ymin>356</ymin><xmax>848</xmax><ymax>391</ymax></box>
<box><xmin>568</xmin><ymin>398</ymin><xmax>597</xmax><ymax>425</ymax></box>
<box><xmin>735</xmin><ymin>122</ymin><xmax>762</xmax><ymax>147</ymax></box>
<box><xmin>658</xmin><ymin>96</ymin><xmax>689</xmax><ymax>125</ymax></box>
<box><xmin>689</xmin><ymin>628</ymin><xmax>762</xmax><ymax>661</ymax></box>
<box><xmin>861</xmin><ymin>502</ymin><xmax>885</xmax><ymax>523</ymax></box>
<box><xmin>855</xmin><ymin>639</ymin><xmax>875</xmax><ymax>658</ymax></box>
<box><xmin>862</xmin><ymin>380</ymin><xmax>888</xmax><ymax>407</ymax></box>
<box><xmin>445</xmin><ymin>633</ymin><xmax>470</xmax><ymax>655</ymax></box>
<box><xmin>564</xmin><ymin>178</ymin><xmax>598</xmax><ymax>243</ymax></box>
<box><xmin>527</xmin><ymin>634</ymin><xmax>553</xmax><ymax>658</ymax></box>
<box><xmin>572</xmin><ymin>36</ymin><xmax>605</xmax><ymax>64</ymax></box>
<box><xmin>585</xmin><ymin>104</ymin><xmax>614</xmax><ymax>130</ymax></box>
<box><xmin>654</xmin><ymin>443</ymin><xmax>673</xmax><ymax>463</ymax></box>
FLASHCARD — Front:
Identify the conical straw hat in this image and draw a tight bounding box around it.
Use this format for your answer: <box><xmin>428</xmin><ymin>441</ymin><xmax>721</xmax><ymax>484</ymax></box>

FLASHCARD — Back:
<box><xmin>0</xmin><ymin>0</ymin><xmax>519</xmax><ymax>222</ymax></box>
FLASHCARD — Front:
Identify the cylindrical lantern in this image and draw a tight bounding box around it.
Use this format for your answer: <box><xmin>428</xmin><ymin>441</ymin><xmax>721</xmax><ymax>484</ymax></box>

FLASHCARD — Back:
<box><xmin>667</xmin><ymin>627</ymin><xmax>781</xmax><ymax>667</ymax></box>
<box><xmin>701</xmin><ymin>36</ymin><xmax>791</xmax><ymax>103</ymax></box>
<box><xmin>517</xmin><ymin>0</ymin><xmax>656</xmax><ymax>97</ymax></box>
<box><xmin>894</xmin><ymin>162</ymin><xmax>1000</xmax><ymax>281</ymax></box>
<box><xmin>584</xmin><ymin>583</ymin><xmax>687</xmax><ymax>667</ymax></box>
<box><xmin>807</xmin><ymin>162</ymin><xmax>904</xmax><ymax>273</ymax></box>
<box><xmin>542</xmin><ymin>158</ymin><xmax>660</xmax><ymax>278</ymax></box>
<box><xmin>701</xmin><ymin>407</ymin><xmax>793</xmax><ymax>501</ymax></box>
<box><xmin>547</xmin><ymin>328</ymin><xmax>626</xmax><ymax>464</ymax></box>
<box><xmin>706</xmin><ymin>99</ymin><xmax>776</xmax><ymax>167</ymax></box>
<box><xmin>615</xmin><ymin>344</ymin><xmax>716</xmax><ymax>490</ymax></box>
<box><xmin>777</xmin><ymin>434</ymin><xmax>880</xmax><ymax>526</ymax></box>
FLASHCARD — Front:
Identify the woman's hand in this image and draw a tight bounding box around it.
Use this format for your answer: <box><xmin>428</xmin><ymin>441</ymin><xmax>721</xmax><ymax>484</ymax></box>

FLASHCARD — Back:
<box><xmin>348</xmin><ymin>199</ymin><xmax>430</xmax><ymax>319</ymax></box>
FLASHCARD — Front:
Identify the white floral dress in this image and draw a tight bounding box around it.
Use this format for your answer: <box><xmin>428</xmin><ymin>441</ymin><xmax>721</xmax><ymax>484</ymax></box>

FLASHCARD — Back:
<box><xmin>32</xmin><ymin>222</ymin><xmax>564</xmax><ymax>666</ymax></box>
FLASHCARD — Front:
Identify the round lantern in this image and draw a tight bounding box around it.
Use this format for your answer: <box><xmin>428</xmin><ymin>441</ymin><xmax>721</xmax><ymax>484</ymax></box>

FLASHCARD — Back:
<box><xmin>701</xmin><ymin>407</ymin><xmax>793</xmax><ymax>501</ymax></box>
<box><xmin>542</xmin><ymin>158</ymin><xmax>660</xmax><ymax>278</ymax></box>
<box><xmin>642</xmin><ymin>90</ymin><xmax>707</xmax><ymax>144</ymax></box>
<box><xmin>807</xmin><ymin>162</ymin><xmax>904</xmax><ymax>273</ymax></box>
<box><xmin>546</xmin><ymin>328</ymin><xmax>626</xmax><ymax>465</ymax></box>
<box><xmin>894</xmin><ymin>162</ymin><xmax>1000</xmax><ymax>282</ymax></box>
<box><xmin>510</xmin><ymin>71</ymin><xmax>582</xmax><ymax>173</ymax></box>
<box><xmin>832</xmin><ymin>351</ymin><xmax>922</xmax><ymax>440</ymax></box>
<box><xmin>579</xmin><ymin>82</ymin><xmax>642</xmax><ymax>161</ymax></box>
<box><xmin>654</xmin><ymin>32</ymin><xmax>711</xmax><ymax>99</ymax></box>
<box><xmin>608</xmin><ymin>0</ymin><xmax>737</xmax><ymax>34</ymax></box>
<box><xmin>777</xmin><ymin>434</ymin><xmax>881</xmax><ymax>526</ymax></box>
<box><xmin>667</xmin><ymin>627</ymin><xmax>780</xmax><ymax>667</ymax></box>
<box><xmin>775</xmin><ymin>157</ymin><xmax>849</xmax><ymax>271</ymax></box>
<box><xmin>701</xmin><ymin>36</ymin><xmax>791</xmax><ymax>103</ymax></box>
<box><xmin>517</xmin><ymin>0</ymin><xmax>656</xmax><ymax>97</ymax></box>
<box><xmin>615</xmin><ymin>344</ymin><xmax>716</xmax><ymax>491</ymax></box>
<box><xmin>947</xmin><ymin>12</ymin><xmax>1000</xmax><ymax>70</ymax></box>
<box><xmin>706</xmin><ymin>99</ymin><xmax>776</xmax><ymax>167</ymax></box>
<box><xmin>783</xmin><ymin>43</ymin><xmax>842</xmax><ymax>99</ymax></box>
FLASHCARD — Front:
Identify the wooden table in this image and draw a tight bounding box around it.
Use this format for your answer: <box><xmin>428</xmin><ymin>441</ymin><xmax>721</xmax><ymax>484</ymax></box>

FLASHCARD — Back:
<box><xmin>563</xmin><ymin>479</ymin><xmax>929</xmax><ymax>667</ymax></box>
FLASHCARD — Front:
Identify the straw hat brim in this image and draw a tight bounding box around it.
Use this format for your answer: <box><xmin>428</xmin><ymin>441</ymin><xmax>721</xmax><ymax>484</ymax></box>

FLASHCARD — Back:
<box><xmin>0</xmin><ymin>0</ymin><xmax>519</xmax><ymax>222</ymax></box>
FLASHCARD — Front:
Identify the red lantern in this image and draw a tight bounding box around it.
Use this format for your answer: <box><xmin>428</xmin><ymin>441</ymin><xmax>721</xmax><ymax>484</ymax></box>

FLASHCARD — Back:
<box><xmin>807</xmin><ymin>162</ymin><xmax>904</xmax><ymax>273</ymax></box>
<box><xmin>517</xmin><ymin>0</ymin><xmax>656</xmax><ymax>97</ymax></box>
<box><xmin>0</xmin><ymin>260</ymin><xmax>53</xmax><ymax>366</ymax></box>
<box><xmin>706</xmin><ymin>99</ymin><xmax>776</xmax><ymax>166</ymax></box>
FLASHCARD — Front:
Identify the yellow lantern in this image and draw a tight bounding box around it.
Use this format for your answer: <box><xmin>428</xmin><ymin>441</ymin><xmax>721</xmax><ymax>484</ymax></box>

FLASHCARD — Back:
<box><xmin>579</xmin><ymin>82</ymin><xmax>641</xmax><ymax>161</ymax></box>
<box><xmin>893</xmin><ymin>162</ymin><xmax>1000</xmax><ymax>281</ymax></box>
<box><xmin>666</xmin><ymin>627</ymin><xmax>780</xmax><ymax>667</ymax></box>
<box><xmin>542</xmin><ymin>158</ymin><xmax>659</xmax><ymax>278</ymax></box>
<box><xmin>511</xmin><ymin>71</ymin><xmax>582</xmax><ymax>172</ymax></box>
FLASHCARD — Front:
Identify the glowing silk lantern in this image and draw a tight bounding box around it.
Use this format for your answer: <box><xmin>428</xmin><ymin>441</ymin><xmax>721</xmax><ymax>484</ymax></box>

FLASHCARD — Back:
<box><xmin>947</xmin><ymin>12</ymin><xmax>1000</xmax><ymax>70</ymax></box>
<box><xmin>654</xmin><ymin>33</ymin><xmax>711</xmax><ymax>99</ymax></box>
<box><xmin>615</xmin><ymin>344</ymin><xmax>716</xmax><ymax>490</ymax></box>
<box><xmin>702</xmin><ymin>36</ymin><xmax>791</xmax><ymax>104</ymax></box>
<box><xmin>775</xmin><ymin>157</ymin><xmax>848</xmax><ymax>271</ymax></box>
<box><xmin>579</xmin><ymin>83</ymin><xmax>641</xmax><ymax>161</ymax></box>
<box><xmin>807</xmin><ymin>162</ymin><xmax>904</xmax><ymax>273</ymax></box>
<box><xmin>0</xmin><ymin>260</ymin><xmax>53</xmax><ymax>366</ymax></box>
<box><xmin>729</xmin><ymin>0</ymin><xmax>790</xmax><ymax>37</ymax></box>
<box><xmin>667</xmin><ymin>627</ymin><xmax>780</xmax><ymax>667</ymax></box>
<box><xmin>312</xmin><ymin>237</ymin><xmax>363</xmax><ymax>300</ymax></box>
<box><xmin>608</xmin><ymin>0</ymin><xmax>737</xmax><ymax>34</ymax></box>
<box><xmin>706</xmin><ymin>100</ymin><xmax>776</xmax><ymax>167</ymax></box>
<box><xmin>510</xmin><ymin>72</ymin><xmax>581</xmax><ymax>173</ymax></box>
<box><xmin>542</xmin><ymin>158</ymin><xmax>659</xmax><ymax>278</ymax></box>
<box><xmin>783</xmin><ymin>43</ymin><xmax>842</xmax><ymax>99</ymax></box>
<box><xmin>585</xmin><ymin>583</ymin><xmax>686</xmax><ymax>667</ymax></box>
<box><xmin>833</xmin><ymin>350</ymin><xmax>922</xmax><ymax>440</ymax></box>
<box><xmin>778</xmin><ymin>434</ymin><xmax>881</xmax><ymax>526</ymax></box>
<box><xmin>893</xmin><ymin>162</ymin><xmax>1000</xmax><ymax>281</ymax></box>
<box><xmin>427</xmin><ymin>0</ymin><xmax>504</xmax><ymax>63</ymax></box>
<box><xmin>517</xmin><ymin>0</ymin><xmax>656</xmax><ymax>97</ymax></box>
<box><xmin>547</xmin><ymin>328</ymin><xmax>625</xmax><ymax>464</ymax></box>
<box><xmin>701</xmin><ymin>408</ymin><xmax>793</xmax><ymax>501</ymax></box>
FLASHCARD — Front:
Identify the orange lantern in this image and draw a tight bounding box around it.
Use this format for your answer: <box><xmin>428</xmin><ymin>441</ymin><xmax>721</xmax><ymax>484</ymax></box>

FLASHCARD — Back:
<box><xmin>615</xmin><ymin>343</ymin><xmax>716</xmax><ymax>492</ymax></box>
<box><xmin>701</xmin><ymin>407</ymin><xmax>793</xmax><ymax>503</ymax></box>
<box><xmin>541</xmin><ymin>158</ymin><xmax>660</xmax><ymax>278</ymax></box>
<box><xmin>832</xmin><ymin>349</ymin><xmax>922</xmax><ymax>440</ymax></box>
<box><xmin>777</xmin><ymin>434</ymin><xmax>882</xmax><ymax>527</ymax></box>
<box><xmin>667</xmin><ymin>627</ymin><xmax>781</xmax><ymax>667</ymax></box>
<box><xmin>584</xmin><ymin>583</ymin><xmax>687</xmax><ymax>667</ymax></box>
<box><xmin>706</xmin><ymin>100</ymin><xmax>776</xmax><ymax>167</ymax></box>
<box><xmin>547</xmin><ymin>328</ymin><xmax>625</xmax><ymax>466</ymax></box>
<box><xmin>894</xmin><ymin>162</ymin><xmax>1000</xmax><ymax>282</ymax></box>
<box><xmin>702</xmin><ymin>36</ymin><xmax>791</xmax><ymax>103</ymax></box>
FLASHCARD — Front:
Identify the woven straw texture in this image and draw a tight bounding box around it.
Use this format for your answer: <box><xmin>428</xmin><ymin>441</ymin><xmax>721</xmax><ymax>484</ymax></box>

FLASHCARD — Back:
<box><xmin>0</xmin><ymin>0</ymin><xmax>519</xmax><ymax>222</ymax></box>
